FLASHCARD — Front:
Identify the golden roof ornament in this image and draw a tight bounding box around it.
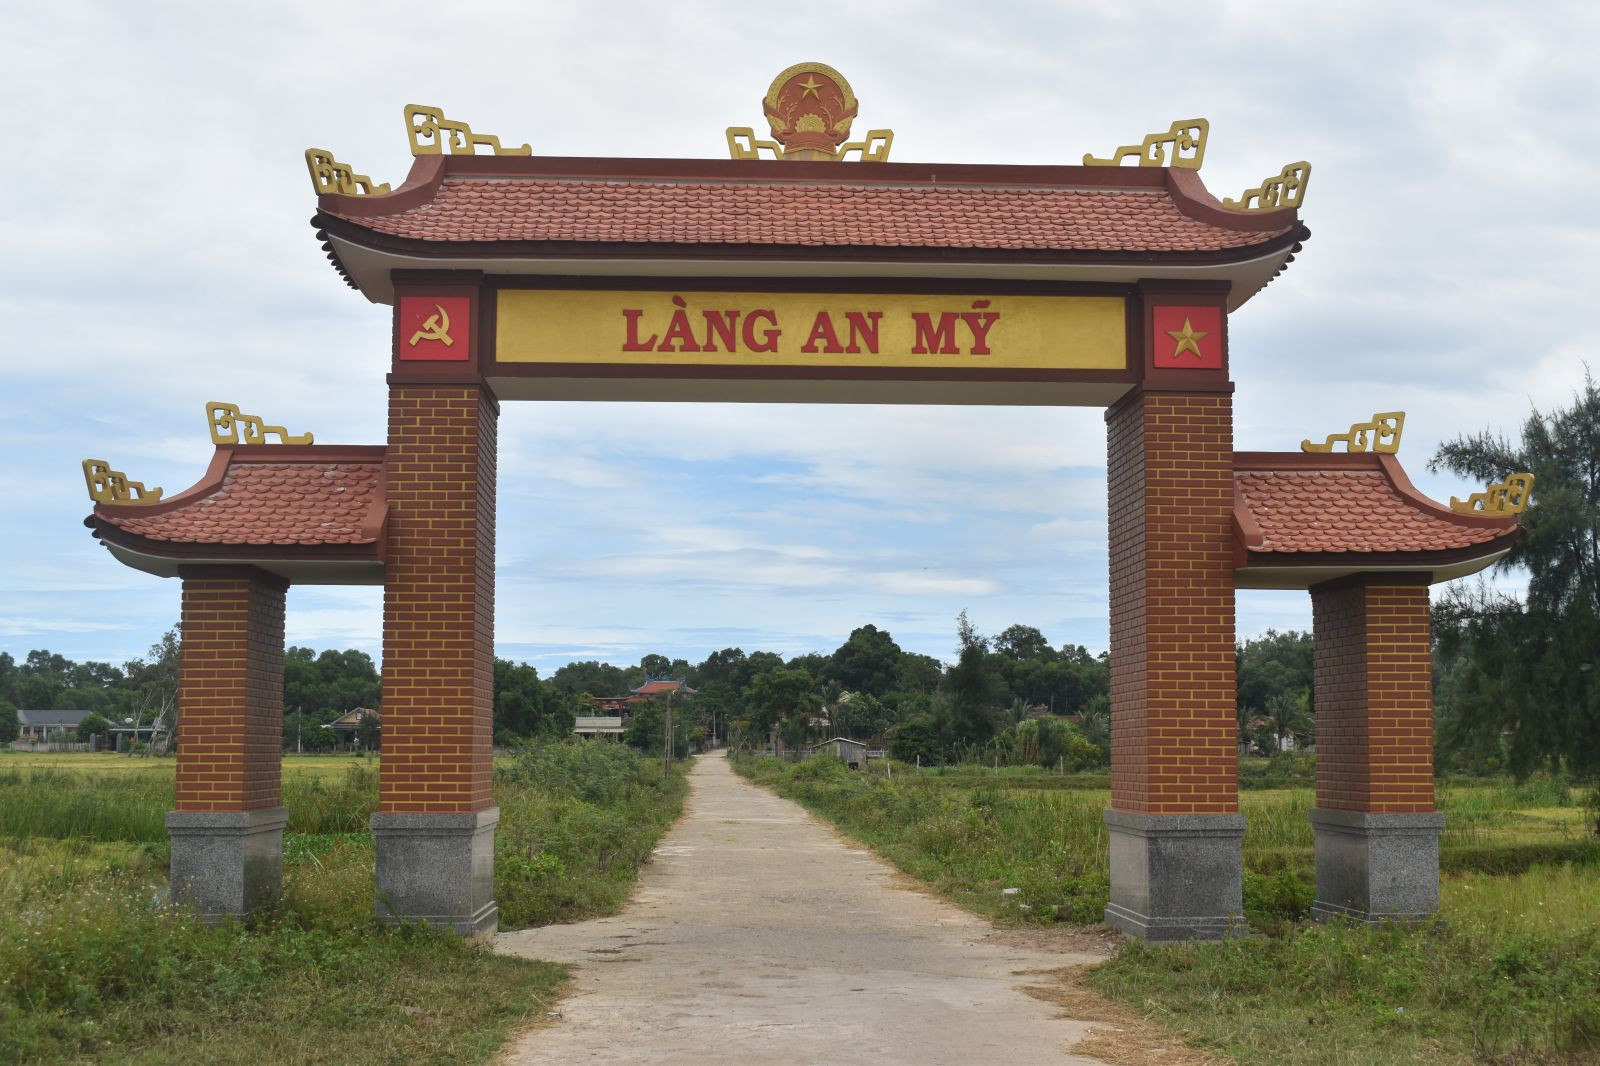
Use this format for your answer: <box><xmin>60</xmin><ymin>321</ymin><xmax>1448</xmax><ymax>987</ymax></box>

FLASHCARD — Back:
<box><xmin>405</xmin><ymin>104</ymin><xmax>531</xmax><ymax>156</ymax></box>
<box><xmin>1452</xmin><ymin>473</ymin><xmax>1535</xmax><ymax>515</ymax></box>
<box><xmin>304</xmin><ymin>149</ymin><xmax>391</xmax><ymax>197</ymax></box>
<box><xmin>1301</xmin><ymin>412</ymin><xmax>1405</xmax><ymax>454</ymax></box>
<box><xmin>82</xmin><ymin>460</ymin><xmax>162</xmax><ymax>505</ymax></box>
<box><xmin>207</xmin><ymin>402</ymin><xmax>314</xmax><ymax>446</ymax></box>
<box><xmin>1083</xmin><ymin>119</ymin><xmax>1209</xmax><ymax>169</ymax></box>
<box><xmin>1225</xmin><ymin>161</ymin><xmax>1312</xmax><ymax>211</ymax></box>
<box><xmin>727</xmin><ymin>63</ymin><xmax>892</xmax><ymax>162</ymax></box>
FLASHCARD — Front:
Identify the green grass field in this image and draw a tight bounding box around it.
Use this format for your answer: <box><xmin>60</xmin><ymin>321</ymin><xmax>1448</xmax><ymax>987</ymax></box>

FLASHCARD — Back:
<box><xmin>0</xmin><ymin>745</ymin><xmax>688</xmax><ymax>1064</ymax></box>
<box><xmin>738</xmin><ymin>756</ymin><xmax>1600</xmax><ymax>1064</ymax></box>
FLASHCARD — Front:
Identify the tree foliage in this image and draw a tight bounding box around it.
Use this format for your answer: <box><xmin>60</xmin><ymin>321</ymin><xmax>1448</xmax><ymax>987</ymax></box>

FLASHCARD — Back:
<box><xmin>942</xmin><ymin>612</ymin><xmax>1002</xmax><ymax>749</ymax></box>
<box><xmin>494</xmin><ymin>659</ymin><xmax>578</xmax><ymax>744</ymax></box>
<box><xmin>1431</xmin><ymin>374</ymin><xmax>1600</xmax><ymax>778</ymax></box>
<box><xmin>75</xmin><ymin>713</ymin><xmax>110</xmax><ymax>742</ymax></box>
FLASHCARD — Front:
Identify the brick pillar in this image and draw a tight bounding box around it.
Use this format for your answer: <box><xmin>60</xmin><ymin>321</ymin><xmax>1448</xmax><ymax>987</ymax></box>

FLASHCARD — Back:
<box><xmin>372</xmin><ymin>383</ymin><xmax>499</xmax><ymax>935</ymax></box>
<box><xmin>167</xmin><ymin>566</ymin><xmax>289</xmax><ymax>922</ymax></box>
<box><xmin>1309</xmin><ymin>574</ymin><xmax>1442</xmax><ymax>922</ymax></box>
<box><xmin>1103</xmin><ymin>388</ymin><xmax>1244</xmax><ymax>940</ymax></box>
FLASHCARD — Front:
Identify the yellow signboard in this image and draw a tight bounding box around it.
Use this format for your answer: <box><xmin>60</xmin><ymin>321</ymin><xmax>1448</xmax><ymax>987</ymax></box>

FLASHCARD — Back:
<box><xmin>495</xmin><ymin>290</ymin><xmax>1126</xmax><ymax>371</ymax></box>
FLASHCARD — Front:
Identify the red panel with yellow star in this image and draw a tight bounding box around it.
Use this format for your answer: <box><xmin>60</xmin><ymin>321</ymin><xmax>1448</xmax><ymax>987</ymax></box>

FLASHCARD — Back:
<box><xmin>397</xmin><ymin>296</ymin><xmax>472</xmax><ymax>362</ymax></box>
<box><xmin>1151</xmin><ymin>305</ymin><xmax>1223</xmax><ymax>370</ymax></box>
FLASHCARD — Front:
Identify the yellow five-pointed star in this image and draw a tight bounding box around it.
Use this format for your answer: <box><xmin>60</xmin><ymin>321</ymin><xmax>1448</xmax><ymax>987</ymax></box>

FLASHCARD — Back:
<box><xmin>798</xmin><ymin>76</ymin><xmax>823</xmax><ymax>98</ymax></box>
<box><xmin>1166</xmin><ymin>317</ymin><xmax>1208</xmax><ymax>359</ymax></box>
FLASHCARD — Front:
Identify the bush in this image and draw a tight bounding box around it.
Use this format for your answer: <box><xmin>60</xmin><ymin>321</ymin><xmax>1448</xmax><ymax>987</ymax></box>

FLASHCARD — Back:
<box><xmin>75</xmin><ymin>713</ymin><xmax>111</xmax><ymax>743</ymax></box>
<box><xmin>890</xmin><ymin>716</ymin><xmax>941</xmax><ymax>765</ymax></box>
<box><xmin>1238</xmin><ymin>751</ymin><xmax>1316</xmax><ymax>789</ymax></box>
<box><xmin>493</xmin><ymin>740</ymin><xmax>689</xmax><ymax>927</ymax></box>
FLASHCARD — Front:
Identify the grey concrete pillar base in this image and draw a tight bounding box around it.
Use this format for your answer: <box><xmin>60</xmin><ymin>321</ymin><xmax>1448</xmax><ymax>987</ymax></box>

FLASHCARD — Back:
<box><xmin>166</xmin><ymin>807</ymin><xmax>288</xmax><ymax>923</ymax></box>
<box><xmin>1310</xmin><ymin>809</ymin><xmax>1444</xmax><ymax>924</ymax></box>
<box><xmin>1104</xmin><ymin>809</ymin><xmax>1247</xmax><ymax>941</ymax></box>
<box><xmin>371</xmin><ymin>808</ymin><xmax>499</xmax><ymax>937</ymax></box>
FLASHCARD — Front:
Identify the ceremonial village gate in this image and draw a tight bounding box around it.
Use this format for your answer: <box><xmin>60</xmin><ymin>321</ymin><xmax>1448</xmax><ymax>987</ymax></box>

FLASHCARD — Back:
<box><xmin>83</xmin><ymin>66</ymin><xmax>1530</xmax><ymax>940</ymax></box>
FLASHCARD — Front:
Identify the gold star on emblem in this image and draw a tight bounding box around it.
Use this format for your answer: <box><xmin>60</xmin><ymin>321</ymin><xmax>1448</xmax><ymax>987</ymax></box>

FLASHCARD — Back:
<box><xmin>1165</xmin><ymin>317</ymin><xmax>1208</xmax><ymax>360</ymax></box>
<box><xmin>798</xmin><ymin>76</ymin><xmax>823</xmax><ymax>98</ymax></box>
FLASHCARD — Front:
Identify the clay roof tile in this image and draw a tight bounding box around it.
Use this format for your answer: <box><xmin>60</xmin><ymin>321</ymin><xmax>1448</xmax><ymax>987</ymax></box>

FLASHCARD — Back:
<box><xmin>326</xmin><ymin>176</ymin><xmax>1292</xmax><ymax>254</ymax></box>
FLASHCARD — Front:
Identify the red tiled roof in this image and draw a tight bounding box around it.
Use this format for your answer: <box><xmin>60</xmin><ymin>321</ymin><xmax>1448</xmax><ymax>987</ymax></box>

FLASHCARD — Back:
<box><xmin>631</xmin><ymin>679</ymin><xmax>694</xmax><ymax>695</ymax></box>
<box><xmin>1234</xmin><ymin>452</ymin><xmax>1519</xmax><ymax>560</ymax></box>
<box><xmin>97</xmin><ymin>455</ymin><xmax>382</xmax><ymax>546</ymax></box>
<box><xmin>325</xmin><ymin>176</ymin><xmax>1292</xmax><ymax>254</ymax></box>
<box><xmin>88</xmin><ymin>446</ymin><xmax>386</xmax><ymax>562</ymax></box>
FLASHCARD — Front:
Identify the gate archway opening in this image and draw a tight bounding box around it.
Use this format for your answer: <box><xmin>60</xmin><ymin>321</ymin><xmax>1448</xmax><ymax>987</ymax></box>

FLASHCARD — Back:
<box><xmin>83</xmin><ymin>66</ymin><xmax>1528</xmax><ymax>939</ymax></box>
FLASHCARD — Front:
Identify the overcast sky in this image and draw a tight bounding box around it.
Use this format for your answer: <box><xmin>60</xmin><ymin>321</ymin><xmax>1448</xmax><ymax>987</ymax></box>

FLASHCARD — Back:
<box><xmin>3</xmin><ymin>1</ymin><xmax>1596</xmax><ymax>674</ymax></box>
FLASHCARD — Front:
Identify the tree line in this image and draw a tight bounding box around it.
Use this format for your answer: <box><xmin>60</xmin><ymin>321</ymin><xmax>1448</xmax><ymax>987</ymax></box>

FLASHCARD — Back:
<box><xmin>3</xmin><ymin>613</ymin><xmax>1294</xmax><ymax>769</ymax></box>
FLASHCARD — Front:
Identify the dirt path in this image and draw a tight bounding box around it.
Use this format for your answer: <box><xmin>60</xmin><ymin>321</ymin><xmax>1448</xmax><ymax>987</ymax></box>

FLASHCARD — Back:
<box><xmin>495</xmin><ymin>754</ymin><xmax>1117</xmax><ymax>1065</ymax></box>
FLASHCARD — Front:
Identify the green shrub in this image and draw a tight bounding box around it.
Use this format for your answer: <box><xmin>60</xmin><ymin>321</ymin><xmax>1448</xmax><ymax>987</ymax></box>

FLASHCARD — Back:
<box><xmin>493</xmin><ymin>741</ymin><xmax>689</xmax><ymax>927</ymax></box>
<box><xmin>1238</xmin><ymin>751</ymin><xmax>1316</xmax><ymax>789</ymax></box>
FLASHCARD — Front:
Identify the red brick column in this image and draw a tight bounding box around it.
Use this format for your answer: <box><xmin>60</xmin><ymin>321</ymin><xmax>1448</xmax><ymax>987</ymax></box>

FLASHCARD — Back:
<box><xmin>1103</xmin><ymin>387</ymin><xmax>1244</xmax><ymax>939</ymax></box>
<box><xmin>175</xmin><ymin>568</ymin><xmax>287</xmax><ymax>810</ymax></box>
<box><xmin>373</xmin><ymin>382</ymin><xmax>499</xmax><ymax>934</ymax></box>
<box><xmin>1311</xmin><ymin>576</ymin><xmax>1435</xmax><ymax>812</ymax></box>
<box><xmin>1309</xmin><ymin>574</ymin><xmax>1442</xmax><ymax>921</ymax></box>
<box><xmin>168</xmin><ymin>566</ymin><xmax>289</xmax><ymax>921</ymax></box>
<box><xmin>1107</xmin><ymin>389</ymin><xmax>1238</xmax><ymax>814</ymax></box>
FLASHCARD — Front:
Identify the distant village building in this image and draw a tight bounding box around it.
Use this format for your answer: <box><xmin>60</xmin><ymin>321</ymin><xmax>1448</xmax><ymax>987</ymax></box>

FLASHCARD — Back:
<box><xmin>572</xmin><ymin>715</ymin><xmax>625</xmax><ymax>738</ymax></box>
<box><xmin>572</xmin><ymin>678</ymin><xmax>695</xmax><ymax>739</ymax></box>
<box><xmin>16</xmin><ymin>709</ymin><xmax>92</xmax><ymax>740</ymax></box>
<box><xmin>324</xmin><ymin>707</ymin><xmax>381</xmax><ymax>749</ymax></box>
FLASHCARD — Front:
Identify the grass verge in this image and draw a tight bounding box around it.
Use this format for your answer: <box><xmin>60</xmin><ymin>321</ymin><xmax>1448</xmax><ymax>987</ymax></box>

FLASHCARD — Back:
<box><xmin>0</xmin><ymin>743</ymin><xmax>689</xmax><ymax>1064</ymax></box>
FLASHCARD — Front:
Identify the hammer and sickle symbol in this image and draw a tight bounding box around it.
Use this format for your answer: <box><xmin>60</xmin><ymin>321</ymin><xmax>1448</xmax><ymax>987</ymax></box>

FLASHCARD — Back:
<box><xmin>408</xmin><ymin>303</ymin><xmax>454</xmax><ymax>347</ymax></box>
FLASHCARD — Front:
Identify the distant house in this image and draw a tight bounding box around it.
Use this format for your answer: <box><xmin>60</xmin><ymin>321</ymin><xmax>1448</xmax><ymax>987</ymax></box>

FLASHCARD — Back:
<box><xmin>16</xmin><ymin>709</ymin><xmax>92</xmax><ymax>740</ymax></box>
<box><xmin>324</xmin><ymin>707</ymin><xmax>380</xmax><ymax>749</ymax></box>
<box><xmin>572</xmin><ymin>677</ymin><xmax>695</xmax><ymax>739</ymax></box>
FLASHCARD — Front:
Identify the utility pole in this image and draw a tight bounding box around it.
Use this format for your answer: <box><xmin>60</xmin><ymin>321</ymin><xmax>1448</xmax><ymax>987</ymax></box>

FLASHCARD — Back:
<box><xmin>663</xmin><ymin>694</ymin><xmax>673</xmax><ymax>776</ymax></box>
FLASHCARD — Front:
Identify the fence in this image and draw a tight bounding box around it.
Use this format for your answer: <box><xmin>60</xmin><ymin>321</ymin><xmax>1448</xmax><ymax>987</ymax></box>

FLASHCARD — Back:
<box><xmin>9</xmin><ymin>739</ymin><xmax>94</xmax><ymax>753</ymax></box>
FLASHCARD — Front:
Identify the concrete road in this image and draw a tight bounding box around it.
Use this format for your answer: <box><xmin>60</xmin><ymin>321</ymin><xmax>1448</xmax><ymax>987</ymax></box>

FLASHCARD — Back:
<box><xmin>495</xmin><ymin>753</ymin><xmax>1114</xmax><ymax>1066</ymax></box>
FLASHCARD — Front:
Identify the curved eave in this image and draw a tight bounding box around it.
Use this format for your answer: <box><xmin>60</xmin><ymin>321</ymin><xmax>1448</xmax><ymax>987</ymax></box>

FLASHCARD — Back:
<box><xmin>312</xmin><ymin>155</ymin><xmax>1306</xmax><ymax>310</ymax></box>
<box><xmin>1233</xmin><ymin>451</ymin><xmax>1522</xmax><ymax>590</ymax></box>
<box><xmin>87</xmin><ymin>523</ymin><xmax>386</xmax><ymax>586</ymax></box>
<box><xmin>84</xmin><ymin>444</ymin><xmax>389</xmax><ymax>587</ymax></box>
<box><xmin>1236</xmin><ymin>544</ymin><xmax>1515</xmax><ymax>590</ymax></box>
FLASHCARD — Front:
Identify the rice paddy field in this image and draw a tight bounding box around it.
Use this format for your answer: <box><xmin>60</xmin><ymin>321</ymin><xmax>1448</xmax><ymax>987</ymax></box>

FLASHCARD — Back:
<box><xmin>0</xmin><ymin>745</ymin><xmax>689</xmax><ymax>1064</ymax></box>
<box><xmin>739</xmin><ymin>756</ymin><xmax>1600</xmax><ymax>1065</ymax></box>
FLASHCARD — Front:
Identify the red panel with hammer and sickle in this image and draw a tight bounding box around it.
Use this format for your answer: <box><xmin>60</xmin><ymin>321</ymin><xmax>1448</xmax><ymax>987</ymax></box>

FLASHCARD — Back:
<box><xmin>397</xmin><ymin>296</ymin><xmax>472</xmax><ymax>361</ymax></box>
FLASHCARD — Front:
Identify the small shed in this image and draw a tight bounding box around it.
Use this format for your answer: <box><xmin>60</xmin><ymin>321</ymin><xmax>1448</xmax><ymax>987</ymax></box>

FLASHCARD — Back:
<box><xmin>818</xmin><ymin>737</ymin><xmax>868</xmax><ymax>770</ymax></box>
